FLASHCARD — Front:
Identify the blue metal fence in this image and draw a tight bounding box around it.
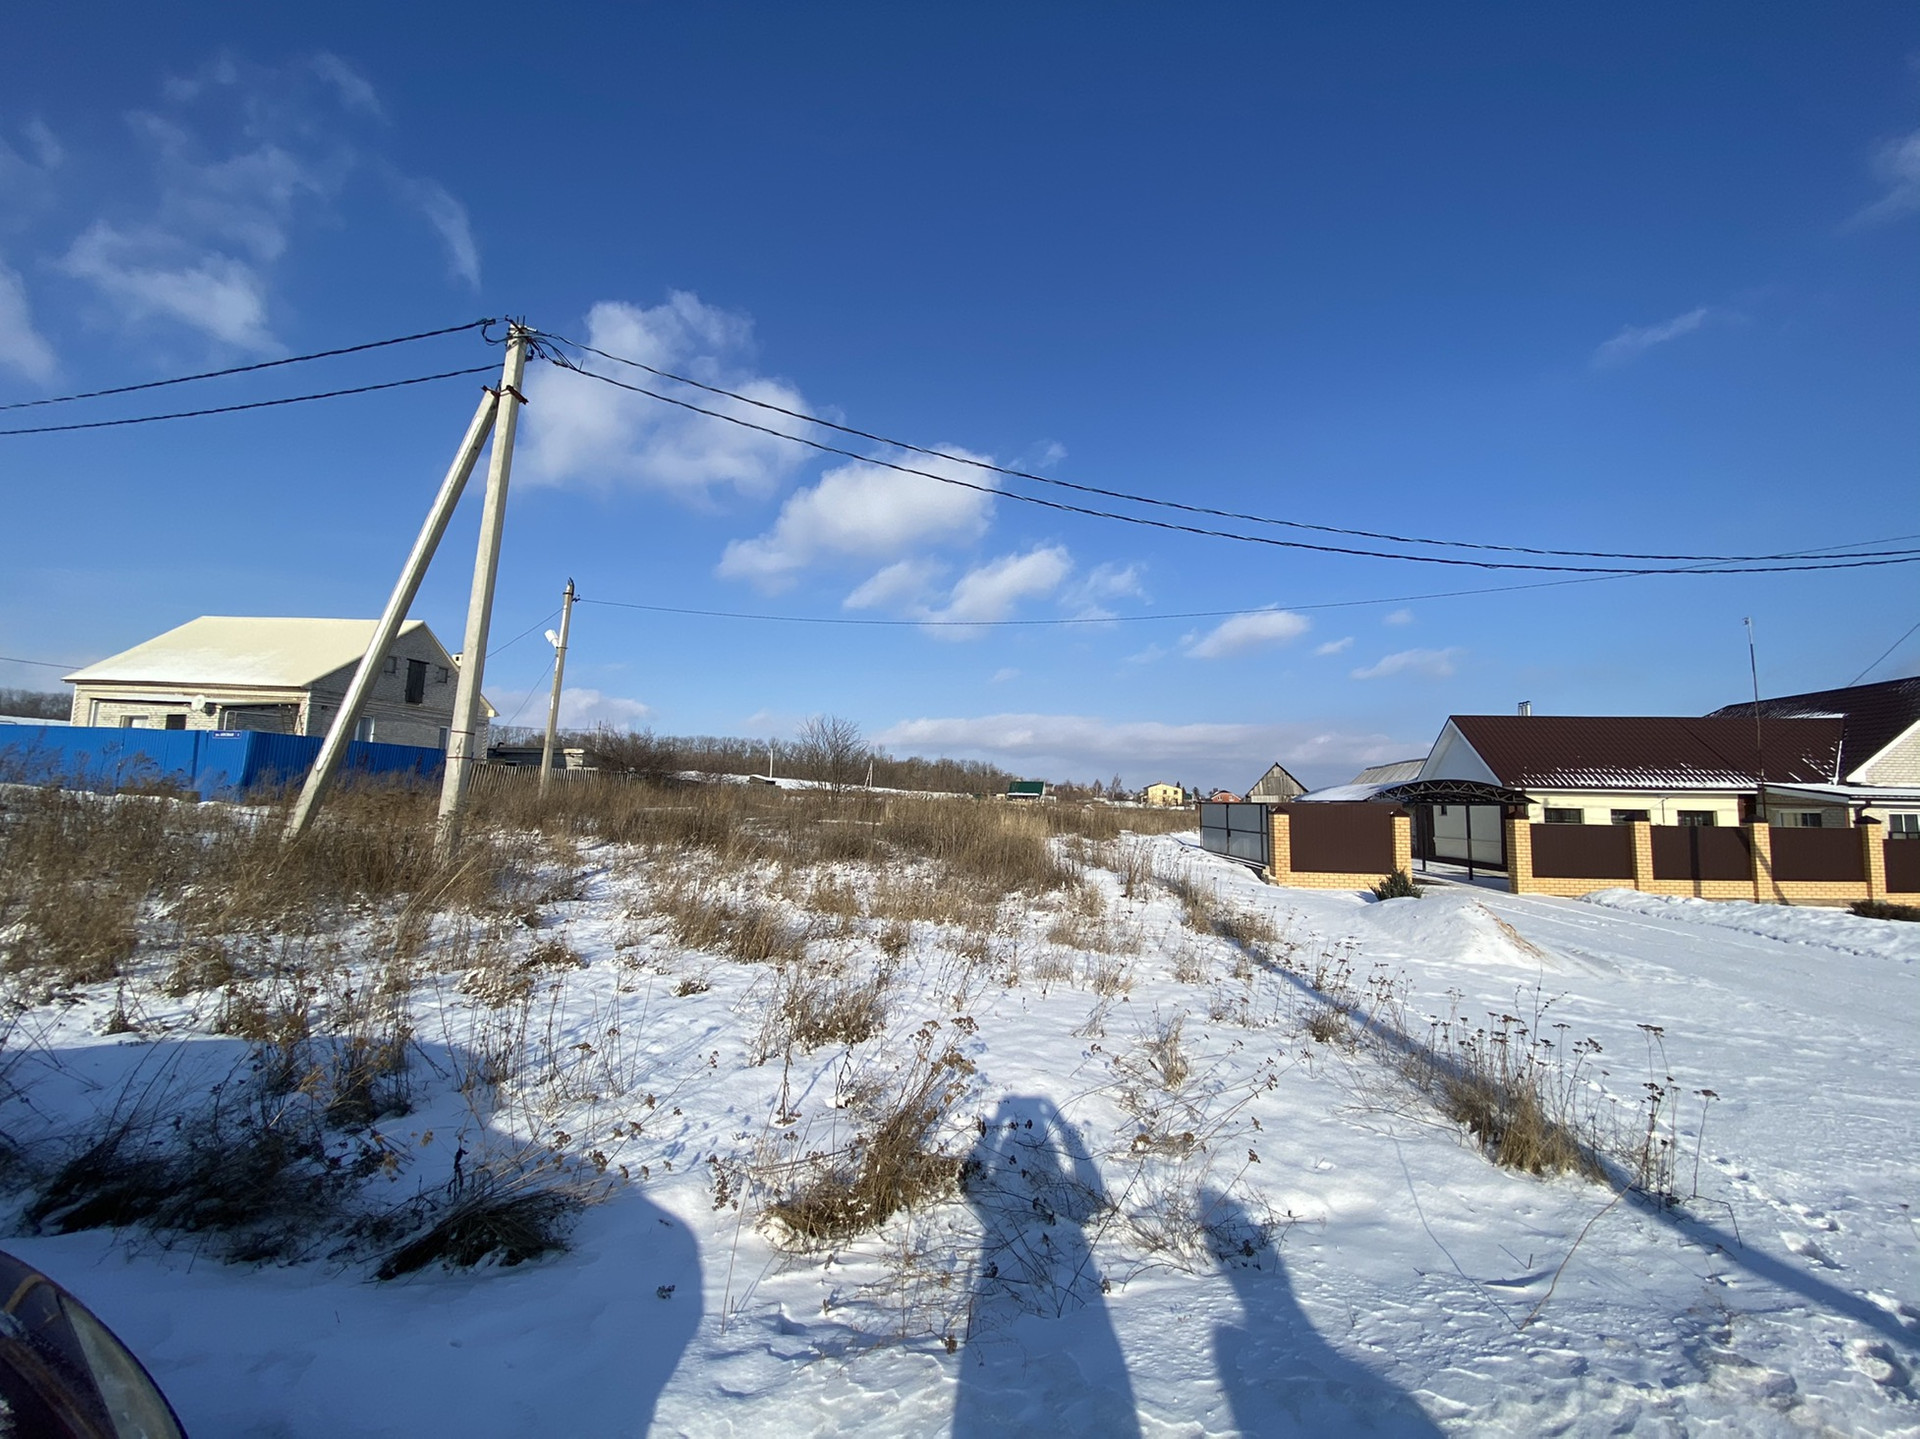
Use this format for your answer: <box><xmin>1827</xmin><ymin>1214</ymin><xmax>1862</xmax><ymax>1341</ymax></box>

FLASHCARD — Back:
<box><xmin>0</xmin><ymin>725</ymin><xmax>443</xmax><ymax>801</ymax></box>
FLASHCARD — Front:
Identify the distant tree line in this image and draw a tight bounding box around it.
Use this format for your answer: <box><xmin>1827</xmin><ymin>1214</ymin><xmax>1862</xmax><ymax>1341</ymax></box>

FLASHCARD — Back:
<box><xmin>559</xmin><ymin>717</ymin><xmax>1049</xmax><ymax>796</ymax></box>
<box><xmin>0</xmin><ymin>689</ymin><xmax>69</xmax><ymax>721</ymax></box>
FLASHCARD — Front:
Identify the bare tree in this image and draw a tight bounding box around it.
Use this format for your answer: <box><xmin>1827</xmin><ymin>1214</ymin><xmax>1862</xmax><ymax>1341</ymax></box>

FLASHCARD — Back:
<box><xmin>796</xmin><ymin>714</ymin><xmax>868</xmax><ymax>793</ymax></box>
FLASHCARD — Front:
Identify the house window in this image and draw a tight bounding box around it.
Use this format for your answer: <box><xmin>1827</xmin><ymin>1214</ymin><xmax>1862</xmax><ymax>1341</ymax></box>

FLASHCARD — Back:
<box><xmin>1786</xmin><ymin>811</ymin><xmax>1824</xmax><ymax>828</ymax></box>
<box><xmin>1676</xmin><ymin>811</ymin><xmax>1715</xmax><ymax>827</ymax></box>
<box><xmin>163</xmin><ymin>713</ymin><xmax>187</xmax><ymax>730</ymax></box>
<box><xmin>405</xmin><ymin>658</ymin><xmax>428</xmax><ymax>705</ymax></box>
<box><xmin>1889</xmin><ymin>813</ymin><xmax>1919</xmax><ymax>839</ymax></box>
<box><xmin>383</xmin><ymin>657</ymin><xmax>398</xmax><ymax>675</ymax></box>
<box><xmin>1610</xmin><ymin>809</ymin><xmax>1651</xmax><ymax>824</ymax></box>
<box><xmin>434</xmin><ymin>666</ymin><xmax>449</xmax><ymax>685</ymax></box>
<box><xmin>1543</xmin><ymin>808</ymin><xmax>1583</xmax><ymax>824</ymax></box>
<box><xmin>119</xmin><ymin>715</ymin><xmax>148</xmax><ymax>729</ymax></box>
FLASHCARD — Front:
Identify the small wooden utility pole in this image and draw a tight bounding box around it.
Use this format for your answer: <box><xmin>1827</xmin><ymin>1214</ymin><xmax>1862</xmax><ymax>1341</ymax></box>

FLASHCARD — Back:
<box><xmin>538</xmin><ymin>578</ymin><xmax>576</xmax><ymax>797</ymax></box>
<box><xmin>436</xmin><ymin>323</ymin><xmax>530</xmax><ymax>858</ymax></box>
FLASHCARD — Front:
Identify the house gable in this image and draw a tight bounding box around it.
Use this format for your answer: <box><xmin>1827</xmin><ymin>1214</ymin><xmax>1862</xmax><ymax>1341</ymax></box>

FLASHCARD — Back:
<box><xmin>1418</xmin><ymin>721</ymin><xmax>1500</xmax><ymax>786</ymax></box>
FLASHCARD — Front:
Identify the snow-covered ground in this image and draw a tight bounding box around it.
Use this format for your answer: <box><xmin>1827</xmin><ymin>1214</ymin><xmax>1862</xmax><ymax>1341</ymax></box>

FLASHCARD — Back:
<box><xmin>6</xmin><ymin>832</ymin><xmax>1918</xmax><ymax>1436</ymax></box>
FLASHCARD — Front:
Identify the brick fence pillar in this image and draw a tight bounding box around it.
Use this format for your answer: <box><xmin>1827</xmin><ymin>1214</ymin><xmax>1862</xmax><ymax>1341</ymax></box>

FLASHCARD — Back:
<box><xmin>1747</xmin><ymin>821</ymin><xmax>1776</xmax><ymax>904</ymax></box>
<box><xmin>1267</xmin><ymin>808</ymin><xmax>1293</xmax><ymax>886</ymax></box>
<box><xmin>1505</xmin><ymin>815</ymin><xmax>1534</xmax><ymax>894</ymax></box>
<box><xmin>1862</xmin><ymin>819</ymin><xmax>1886</xmax><ymax>902</ymax></box>
<box><xmin>1629</xmin><ymin>820</ymin><xmax>1655</xmax><ymax>893</ymax></box>
<box><xmin>1391</xmin><ymin>812</ymin><xmax>1412</xmax><ymax>877</ymax></box>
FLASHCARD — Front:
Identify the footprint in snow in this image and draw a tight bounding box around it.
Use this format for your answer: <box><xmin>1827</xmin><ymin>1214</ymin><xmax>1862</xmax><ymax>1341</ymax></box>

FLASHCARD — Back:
<box><xmin>1867</xmin><ymin>1292</ymin><xmax>1920</xmax><ymax>1327</ymax></box>
<box><xmin>1790</xmin><ymin>1202</ymin><xmax>1839</xmax><ymax>1231</ymax></box>
<box><xmin>1848</xmin><ymin>1339</ymin><xmax>1912</xmax><ymax>1391</ymax></box>
<box><xmin>1779</xmin><ymin>1231</ymin><xmax>1837</xmax><ymax>1267</ymax></box>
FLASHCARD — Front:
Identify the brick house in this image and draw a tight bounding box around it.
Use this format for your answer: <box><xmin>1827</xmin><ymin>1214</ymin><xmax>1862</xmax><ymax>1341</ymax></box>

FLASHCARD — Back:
<box><xmin>64</xmin><ymin>616</ymin><xmax>491</xmax><ymax>751</ymax></box>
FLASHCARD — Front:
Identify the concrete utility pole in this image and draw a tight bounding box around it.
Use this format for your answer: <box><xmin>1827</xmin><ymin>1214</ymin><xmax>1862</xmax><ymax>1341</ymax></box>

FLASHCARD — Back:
<box><xmin>284</xmin><ymin>387</ymin><xmax>500</xmax><ymax>843</ymax></box>
<box><xmin>436</xmin><ymin>323</ymin><xmax>530</xmax><ymax>858</ymax></box>
<box><xmin>537</xmin><ymin>578</ymin><xmax>576</xmax><ymax>797</ymax></box>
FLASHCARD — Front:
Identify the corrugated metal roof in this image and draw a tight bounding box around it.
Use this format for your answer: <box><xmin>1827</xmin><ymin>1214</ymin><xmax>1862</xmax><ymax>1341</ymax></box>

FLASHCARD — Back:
<box><xmin>1705</xmin><ymin>676</ymin><xmax>1920</xmax><ymax>782</ymax></box>
<box><xmin>66</xmin><ymin>617</ymin><xmax>448</xmax><ymax>690</ymax></box>
<box><xmin>1246</xmin><ymin>761</ymin><xmax>1306</xmax><ymax>799</ymax></box>
<box><xmin>1350</xmin><ymin>758</ymin><xmax>1426</xmax><ymax>785</ymax></box>
<box><xmin>1446</xmin><ymin>714</ymin><xmax>1844</xmax><ymax>790</ymax></box>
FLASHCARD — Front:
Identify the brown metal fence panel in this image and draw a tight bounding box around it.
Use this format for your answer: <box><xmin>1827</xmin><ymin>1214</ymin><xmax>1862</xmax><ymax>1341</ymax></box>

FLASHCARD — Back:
<box><xmin>1769</xmin><ymin>828</ymin><xmax>1863</xmax><ymax>883</ymax></box>
<box><xmin>1283</xmin><ymin>803</ymin><xmax>1400</xmax><ymax>874</ymax></box>
<box><xmin>1650</xmin><ymin>825</ymin><xmax>1752</xmax><ymax>882</ymax></box>
<box><xmin>1886</xmin><ymin>839</ymin><xmax>1920</xmax><ymax>894</ymax></box>
<box><xmin>1530</xmin><ymin>823</ymin><xmax>1634</xmax><ymax>880</ymax></box>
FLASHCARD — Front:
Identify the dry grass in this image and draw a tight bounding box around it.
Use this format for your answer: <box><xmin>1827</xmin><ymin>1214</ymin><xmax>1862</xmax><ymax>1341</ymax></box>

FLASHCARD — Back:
<box><xmin>763</xmin><ymin>967</ymin><xmax>890</xmax><ymax>1056</ymax></box>
<box><xmin>764</xmin><ymin>1036</ymin><xmax>975</xmax><ymax>1248</ymax></box>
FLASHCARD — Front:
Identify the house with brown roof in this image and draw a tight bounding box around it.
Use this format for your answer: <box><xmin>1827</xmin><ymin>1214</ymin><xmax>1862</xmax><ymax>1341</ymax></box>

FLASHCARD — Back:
<box><xmin>1411</xmin><ymin>683</ymin><xmax>1920</xmax><ymax>868</ymax></box>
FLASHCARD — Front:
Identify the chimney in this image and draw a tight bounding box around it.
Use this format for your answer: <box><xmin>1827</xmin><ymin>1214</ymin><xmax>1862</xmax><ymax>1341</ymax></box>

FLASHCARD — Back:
<box><xmin>1517</xmin><ymin>700</ymin><xmax>1532</xmax><ymax>717</ymax></box>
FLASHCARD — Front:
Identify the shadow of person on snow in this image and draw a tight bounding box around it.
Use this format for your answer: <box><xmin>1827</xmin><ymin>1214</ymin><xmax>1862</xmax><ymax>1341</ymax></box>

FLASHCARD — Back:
<box><xmin>2</xmin><ymin>1037</ymin><xmax>702</xmax><ymax>1438</ymax></box>
<box><xmin>951</xmin><ymin>1095</ymin><xmax>1140</xmax><ymax>1437</ymax></box>
<box><xmin>1205</xmin><ymin>1188</ymin><xmax>1440</xmax><ymax>1437</ymax></box>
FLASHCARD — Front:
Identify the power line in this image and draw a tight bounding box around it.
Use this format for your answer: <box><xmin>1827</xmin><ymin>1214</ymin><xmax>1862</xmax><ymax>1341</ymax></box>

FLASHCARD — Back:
<box><xmin>0</xmin><ymin>654</ymin><xmax>81</xmax><ymax>670</ymax></box>
<box><xmin>1847</xmin><ymin>618</ymin><xmax>1920</xmax><ymax>686</ymax></box>
<box><xmin>0</xmin><ymin>367</ymin><xmax>499</xmax><ymax>437</ymax></box>
<box><xmin>0</xmin><ymin>320</ymin><xmax>495</xmax><ymax>413</ymax></box>
<box><xmin>538</xmin><ymin>356</ymin><xmax>1920</xmax><ymax>577</ymax></box>
<box><xmin>567</xmin><ymin>562</ymin><xmax>1745</xmax><ymax>629</ymax></box>
<box><xmin>486</xmin><ymin>609</ymin><xmax>563</xmax><ymax>661</ymax></box>
<box><xmin>532</xmin><ymin>329</ymin><xmax>1915</xmax><ymax>567</ymax></box>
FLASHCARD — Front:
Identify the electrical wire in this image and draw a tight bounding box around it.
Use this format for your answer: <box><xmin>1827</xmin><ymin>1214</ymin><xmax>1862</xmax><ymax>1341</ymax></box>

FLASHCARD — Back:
<box><xmin>496</xmin><ymin>652</ymin><xmax>558</xmax><ymax>729</ymax></box>
<box><xmin>1847</xmin><ymin>618</ymin><xmax>1920</xmax><ymax>687</ymax></box>
<box><xmin>0</xmin><ymin>320</ymin><xmax>496</xmax><ymax>412</ymax></box>
<box><xmin>532</xmin><ymin>328</ymin><xmax>1916</xmax><ymax>567</ymax></box>
<box><xmin>486</xmin><ymin>609</ymin><xmax>563</xmax><ymax>661</ymax></box>
<box><xmin>0</xmin><ymin>655</ymin><xmax>81</xmax><ymax>670</ymax></box>
<box><xmin>538</xmin><ymin>356</ymin><xmax>1920</xmax><ymax>577</ymax></box>
<box><xmin>0</xmin><ymin>366</ymin><xmax>499</xmax><ymax>437</ymax></box>
<box><xmin>573</xmin><ymin>574</ymin><xmax>1634</xmax><ymax>627</ymax></box>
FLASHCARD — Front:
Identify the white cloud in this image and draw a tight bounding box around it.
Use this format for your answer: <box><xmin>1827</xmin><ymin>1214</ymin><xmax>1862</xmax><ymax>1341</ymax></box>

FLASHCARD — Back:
<box><xmin>60</xmin><ymin>222</ymin><xmax>274</xmax><ymax>350</ymax></box>
<box><xmin>494</xmin><ymin>685</ymin><xmax>652</xmax><ymax>732</ymax></box>
<box><xmin>49</xmin><ymin>56</ymin><xmax>476</xmax><ymax>351</ymax></box>
<box><xmin>310</xmin><ymin>53</ymin><xmax>383</xmax><ymax>119</ymax></box>
<box><xmin>1314</xmin><ymin>636</ymin><xmax>1353</xmax><ymax>656</ymax></box>
<box><xmin>1383</xmin><ymin>608</ymin><xmax>1413</xmax><ymax>626</ymax></box>
<box><xmin>1592</xmin><ymin>306</ymin><xmax>1710</xmax><ymax>368</ymax></box>
<box><xmin>1062</xmin><ymin>561</ymin><xmax>1146</xmax><ymax>619</ymax></box>
<box><xmin>1185</xmin><ymin>608</ymin><xmax>1310</xmax><ymax>660</ymax></box>
<box><xmin>990</xmin><ymin>667</ymin><xmax>1019</xmax><ymax>683</ymax></box>
<box><xmin>844</xmin><ymin>557</ymin><xmax>944</xmax><ymax>612</ymax></box>
<box><xmin>872</xmin><ymin>712</ymin><xmax>1410</xmax><ymax>789</ymax></box>
<box><xmin>1847</xmin><ymin>129</ymin><xmax>1920</xmax><ymax>227</ymax></box>
<box><xmin>526</xmin><ymin>294</ymin><xmax>815</xmax><ymax>502</ymax></box>
<box><xmin>23</xmin><ymin>119</ymin><xmax>64</xmax><ymax>171</ymax></box>
<box><xmin>395</xmin><ymin>175</ymin><xmax>479</xmax><ymax>287</ymax></box>
<box><xmin>925</xmin><ymin>546</ymin><xmax>1072</xmax><ymax>627</ymax></box>
<box><xmin>718</xmin><ymin>442</ymin><xmax>995</xmax><ymax>587</ymax></box>
<box><xmin>0</xmin><ymin>261</ymin><xmax>57</xmax><ymax>381</ymax></box>
<box><xmin>1350</xmin><ymin>647</ymin><xmax>1463</xmax><ymax>681</ymax></box>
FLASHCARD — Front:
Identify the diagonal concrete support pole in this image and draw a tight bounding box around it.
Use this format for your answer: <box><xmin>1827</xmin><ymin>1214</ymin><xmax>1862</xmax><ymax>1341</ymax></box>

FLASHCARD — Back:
<box><xmin>285</xmin><ymin>388</ymin><xmax>500</xmax><ymax>842</ymax></box>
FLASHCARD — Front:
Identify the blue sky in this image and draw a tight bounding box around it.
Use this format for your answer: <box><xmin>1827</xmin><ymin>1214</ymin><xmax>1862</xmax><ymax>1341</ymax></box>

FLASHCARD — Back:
<box><xmin>2</xmin><ymin>4</ymin><xmax>1916</xmax><ymax>789</ymax></box>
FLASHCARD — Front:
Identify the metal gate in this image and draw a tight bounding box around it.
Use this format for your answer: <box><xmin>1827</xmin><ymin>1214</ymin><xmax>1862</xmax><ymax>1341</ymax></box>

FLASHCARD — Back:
<box><xmin>1200</xmin><ymin>801</ymin><xmax>1270</xmax><ymax>867</ymax></box>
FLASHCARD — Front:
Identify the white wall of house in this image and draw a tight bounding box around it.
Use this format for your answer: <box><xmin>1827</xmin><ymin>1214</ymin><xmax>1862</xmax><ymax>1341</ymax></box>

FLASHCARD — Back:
<box><xmin>1854</xmin><ymin>721</ymin><xmax>1920</xmax><ymax>786</ymax></box>
<box><xmin>68</xmin><ymin>628</ymin><xmax>467</xmax><ymax>748</ymax></box>
<box><xmin>303</xmin><ymin>626</ymin><xmax>461</xmax><ymax>748</ymax></box>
